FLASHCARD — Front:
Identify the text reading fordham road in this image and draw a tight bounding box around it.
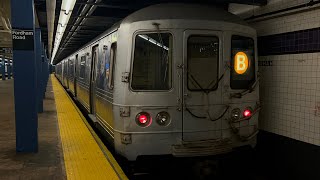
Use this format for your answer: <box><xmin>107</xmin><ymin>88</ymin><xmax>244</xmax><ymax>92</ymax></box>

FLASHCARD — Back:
<box><xmin>12</xmin><ymin>30</ymin><xmax>34</xmax><ymax>40</ymax></box>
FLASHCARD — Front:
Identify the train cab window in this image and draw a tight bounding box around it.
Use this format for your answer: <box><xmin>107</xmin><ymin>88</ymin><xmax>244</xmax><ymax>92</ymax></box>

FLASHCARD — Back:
<box><xmin>108</xmin><ymin>43</ymin><xmax>117</xmax><ymax>89</ymax></box>
<box><xmin>80</xmin><ymin>55</ymin><xmax>86</xmax><ymax>79</ymax></box>
<box><xmin>230</xmin><ymin>35</ymin><xmax>255</xmax><ymax>89</ymax></box>
<box><xmin>187</xmin><ymin>36</ymin><xmax>219</xmax><ymax>91</ymax></box>
<box><xmin>131</xmin><ymin>33</ymin><xmax>172</xmax><ymax>90</ymax></box>
<box><xmin>97</xmin><ymin>43</ymin><xmax>117</xmax><ymax>90</ymax></box>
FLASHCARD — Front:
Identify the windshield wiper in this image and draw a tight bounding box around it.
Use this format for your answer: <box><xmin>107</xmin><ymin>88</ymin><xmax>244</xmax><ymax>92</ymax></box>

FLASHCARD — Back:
<box><xmin>206</xmin><ymin>72</ymin><xmax>225</xmax><ymax>91</ymax></box>
<box><xmin>202</xmin><ymin>65</ymin><xmax>228</xmax><ymax>92</ymax></box>
<box><xmin>153</xmin><ymin>22</ymin><xmax>169</xmax><ymax>84</ymax></box>
<box><xmin>188</xmin><ymin>72</ymin><xmax>208</xmax><ymax>93</ymax></box>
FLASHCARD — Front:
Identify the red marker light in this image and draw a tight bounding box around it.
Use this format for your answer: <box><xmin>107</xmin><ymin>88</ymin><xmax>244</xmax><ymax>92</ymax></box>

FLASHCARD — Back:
<box><xmin>136</xmin><ymin>112</ymin><xmax>151</xmax><ymax>127</ymax></box>
<box><xmin>139</xmin><ymin>114</ymin><xmax>148</xmax><ymax>124</ymax></box>
<box><xmin>243</xmin><ymin>109</ymin><xmax>252</xmax><ymax>118</ymax></box>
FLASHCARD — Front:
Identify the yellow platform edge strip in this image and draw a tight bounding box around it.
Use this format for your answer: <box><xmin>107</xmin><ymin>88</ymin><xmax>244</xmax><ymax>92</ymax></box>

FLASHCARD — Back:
<box><xmin>51</xmin><ymin>75</ymin><xmax>128</xmax><ymax>180</ymax></box>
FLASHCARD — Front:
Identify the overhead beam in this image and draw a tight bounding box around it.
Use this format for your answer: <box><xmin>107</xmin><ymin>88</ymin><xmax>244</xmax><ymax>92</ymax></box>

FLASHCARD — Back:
<box><xmin>65</xmin><ymin>33</ymin><xmax>97</xmax><ymax>37</ymax></box>
<box><xmin>66</xmin><ymin>23</ymin><xmax>110</xmax><ymax>27</ymax></box>
<box><xmin>226</xmin><ymin>0</ymin><xmax>267</xmax><ymax>6</ymax></box>
<box><xmin>75</xmin><ymin>2</ymin><xmax>134</xmax><ymax>10</ymax></box>
<box><xmin>46</xmin><ymin>0</ymin><xmax>56</xmax><ymax>58</ymax></box>
<box><xmin>65</xmin><ymin>36</ymin><xmax>95</xmax><ymax>39</ymax></box>
<box><xmin>0</xmin><ymin>30</ymin><xmax>11</xmax><ymax>33</ymax></box>
<box><xmin>63</xmin><ymin>39</ymin><xmax>89</xmax><ymax>42</ymax></box>
<box><xmin>69</xmin><ymin>15</ymin><xmax>121</xmax><ymax>20</ymax></box>
<box><xmin>67</xmin><ymin>29</ymin><xmax>105</xmax><ymax>33</ymax></box>
<box><xmin>0</xmin><ymin>5</ymin><xmax>11</xmax><ymax>31</ymax></box>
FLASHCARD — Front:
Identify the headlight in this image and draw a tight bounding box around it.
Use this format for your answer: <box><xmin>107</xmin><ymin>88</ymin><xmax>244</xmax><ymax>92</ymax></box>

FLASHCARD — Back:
<box><xmin>231</xmin><ymin>108</ymin><xmax>241</xmax><ymax>121</ymax></box>
<box><xmin>156</xmin><ymin>111</ymin><xmax>171</xmax><ymax>126</ymax></box>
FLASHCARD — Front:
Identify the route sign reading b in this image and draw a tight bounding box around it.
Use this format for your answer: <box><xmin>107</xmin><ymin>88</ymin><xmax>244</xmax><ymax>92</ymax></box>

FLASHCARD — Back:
<box><xmin>234</xmin><ymin>52</ymin><xmax>249</xmax><ymax>74</ymax></box>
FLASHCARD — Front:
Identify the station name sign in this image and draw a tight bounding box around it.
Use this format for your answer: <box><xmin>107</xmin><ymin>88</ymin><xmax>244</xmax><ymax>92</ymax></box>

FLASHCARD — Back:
<box><xmin>12</xmin><ymin>29</ymin><xmax>34</xmax><ymax>51</ymax></box>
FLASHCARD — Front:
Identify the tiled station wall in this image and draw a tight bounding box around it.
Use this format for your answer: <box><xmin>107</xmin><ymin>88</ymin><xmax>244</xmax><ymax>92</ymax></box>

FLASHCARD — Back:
<box><xmin>229</xmin><ymin>0</ymin><xmax>320</xmax><ymax>146</ymax></box>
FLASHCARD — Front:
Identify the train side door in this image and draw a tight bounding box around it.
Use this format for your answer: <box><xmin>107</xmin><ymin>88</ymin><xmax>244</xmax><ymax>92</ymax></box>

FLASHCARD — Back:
<box><xmin>65</xmin><ymin>60</ymin><xmax>69</xmax><ymax>88</ymax></box>
<box><xmin>74</xmin><ymin>54</ymin><xmax>78</xmax><ymax>96</ymax></box>
<box><xmin>67</xmin><ymin>59</ymin><xmax>71</xmax><ymax>89</ymax></box>
<box><xmin>182</xmin><ymin>30</ymin><xmax>225</xmax><ymax>141</ymax></box>
<box><xmin>90</xmin><ymin>45</ymin><xmax>99</xmax><ymax>114</ymax></box>
<box><xmin>62</xmin><ymin>61</ymin><xmax>66</xmax><ymax>87</ymax></box>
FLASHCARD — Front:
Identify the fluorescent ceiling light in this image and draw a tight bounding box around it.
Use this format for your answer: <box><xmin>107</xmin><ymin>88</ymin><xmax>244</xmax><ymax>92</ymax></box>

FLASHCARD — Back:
<box><xmin>57</xmin><ymin>24</ymin><xmax>65</xmax><ymax>34</ymax></box>
<box><xmin>51</xmin><ymin>0</ymin><xmax>77</xmax><ymax>64</ymax></box>
<box><xmin>61</xmin><ymin>0</ymin><xmax>77</xmax><ymax>15</ymax></box>
<box><xmin>59</xmin><ymin>11</ymin><xmax>71</xmax><ymax>26</ymax></box>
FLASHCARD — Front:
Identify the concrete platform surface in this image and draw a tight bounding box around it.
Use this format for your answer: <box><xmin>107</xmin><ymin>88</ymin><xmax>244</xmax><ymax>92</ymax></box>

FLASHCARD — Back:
<box><xmin>0</xmin><ymin>79</ymin><xmax>65</xmax><ymax>180</ymax></box>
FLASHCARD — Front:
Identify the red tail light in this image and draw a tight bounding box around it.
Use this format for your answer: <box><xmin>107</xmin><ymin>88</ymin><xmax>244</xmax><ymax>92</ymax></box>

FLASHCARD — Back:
<box><xmin>136</xmin><ymin>112</ymin><xmax>151</xmax><ymax>127</ymax></box>
<box><xmin>243</xmin><ymin>109</ymin><xmax>252</xmax><ymax>118</ymax></box>
<box><xmin>139</xmin><ymin>114</ymin><xmax>148</xmax><ymax>124</ymax></box>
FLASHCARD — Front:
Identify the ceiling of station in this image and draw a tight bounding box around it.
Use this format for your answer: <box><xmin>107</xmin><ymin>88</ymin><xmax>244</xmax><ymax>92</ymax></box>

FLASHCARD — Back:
<box><xmin>38</xmin><ymin>0</ymin><xmax>267</xmax><ymax>64</ymax></box>
<box><xmin>35</xmin><ymin>0</ymin><xmax>49</xmax><ymax>52</ymax></box>
<box><xmin>0</xmin><ymin>0</ymin><xmax>12</xmax><ymax>59</ymax></box>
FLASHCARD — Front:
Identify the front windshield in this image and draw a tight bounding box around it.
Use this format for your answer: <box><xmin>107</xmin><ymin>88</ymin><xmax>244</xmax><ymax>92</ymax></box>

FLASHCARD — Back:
<box><xmin>131</xmin><ymin>33</ymin><xmax>172</xmax><ymax>90</ymax></box>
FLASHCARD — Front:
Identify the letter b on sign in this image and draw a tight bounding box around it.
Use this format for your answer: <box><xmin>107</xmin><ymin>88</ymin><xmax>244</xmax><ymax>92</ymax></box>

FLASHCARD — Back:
<box><xmin>234</xmin><ymin>52</ymin><xmax>249</xmax><ymax>74</ymax></box>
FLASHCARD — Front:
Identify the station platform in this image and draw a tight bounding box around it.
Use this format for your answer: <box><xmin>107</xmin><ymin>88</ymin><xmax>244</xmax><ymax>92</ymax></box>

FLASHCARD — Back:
<box><xmin>0</xmin><ymin>76</ymin><xmax>127</xmax><ymax>180</ymax></box>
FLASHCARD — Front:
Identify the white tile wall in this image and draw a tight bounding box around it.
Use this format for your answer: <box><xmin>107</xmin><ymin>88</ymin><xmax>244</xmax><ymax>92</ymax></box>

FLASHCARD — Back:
<box><xmin>230</xmin><ymin>1</ymin><xmax>320</xmax><ymax>145</ymax></box>
<box><xmin>259</xmin><ymin>54</ymin><xmax>320</xmax><ymax>145</ymax></box>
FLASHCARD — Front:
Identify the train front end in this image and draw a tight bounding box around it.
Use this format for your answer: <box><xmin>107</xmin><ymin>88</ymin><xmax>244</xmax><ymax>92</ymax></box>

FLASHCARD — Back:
<box><xmin>113</xmin><ymin>4</ymin><xmax>259</xmax><ymax>161</ymax></box>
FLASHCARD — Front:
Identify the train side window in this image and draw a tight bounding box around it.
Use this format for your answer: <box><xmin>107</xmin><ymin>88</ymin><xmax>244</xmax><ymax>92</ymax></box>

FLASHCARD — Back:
<box><xmin>230</xmin><ymin>35</ymin><xmax>255</xmax><ymax>89</ymax></box>
<box><xmin>68</xmin><ymin>59</ymin><xmax>74</xmax><ymax>78</ymax></box>
<box><xmin>80</xmin><ymin>55</ymin><xmax>86</xmax><ymax>79</ymax></box>
<box><xmin>96</xmin><ymin>46</ymin><xmax>107</xmax><ymax>89</ymax></box>
<box><xmin>131</xmin><ymin>33</ymin><xmax>172</xmax><ymax>90</ymax></box>
<box><xmin>96</xmin><ymin>43</ymin><xmax>116</xmax><ymax>90</ymax></box>
<box><xmin>75</xmin><ymin>54</ymin><xmax>78</xmax><ymax>76</ymax></box>
<box><xmin>108</xmin><ymin>43</ymin><xmax>117</xmax><ymax>89</ymax></box>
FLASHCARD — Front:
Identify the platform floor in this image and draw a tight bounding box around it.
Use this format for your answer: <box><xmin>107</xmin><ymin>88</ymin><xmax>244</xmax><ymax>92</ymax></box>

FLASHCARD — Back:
<box><xmin>52</xmin><ymin>75</ymin><xmax>126</xmax><ymax>180</ymax></box>
<box><xmin>0</xmin><ymin>77</ymin><xmax>127</xmax><ymax>180</ymax></box>
<box><xmin>0</xmin><ymin>78</ymin><xmax>64</xmax><ymax>179</ymax></box>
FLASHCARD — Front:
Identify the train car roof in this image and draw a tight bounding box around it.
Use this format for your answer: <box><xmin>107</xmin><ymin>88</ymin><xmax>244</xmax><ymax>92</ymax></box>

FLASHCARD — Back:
<box><xmin>122</xmin><ymin>3</ymin><xmax>248</xmax><ymax>26</ymax></box>
<box><xmin>60</xmin><ymin>21</ymin><xmax>121</xmax><ymax>63</ymax></box>
<box><xmin>59</xmin><ymin>3</ymin><xmax>249</xmax><ymax>64</ymax></box>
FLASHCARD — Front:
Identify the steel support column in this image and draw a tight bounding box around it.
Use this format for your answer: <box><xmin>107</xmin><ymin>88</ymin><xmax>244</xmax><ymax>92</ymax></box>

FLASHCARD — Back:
<box><xmin>35</xmin><ymin>28</ymin><xmax>43</xmax><ymax>113</ymax></box>
<box><xmin>7</xmin><ymin>63</ymin><xmax>11</xmax><ymax>79</ymax></box>
<box><xmin>11</xmin><ymin>0</ymin><xmax>38</xmax><ymax>152</ymax></box>
<box><xmin>1</xmin><ymin>59</ymin><xmax>5</xmax><ymax>80</ymax></box>
<box><xmin>42</xmin><ymin>43</ymin><xmax>48</xmax><ymax>97</ymax></box>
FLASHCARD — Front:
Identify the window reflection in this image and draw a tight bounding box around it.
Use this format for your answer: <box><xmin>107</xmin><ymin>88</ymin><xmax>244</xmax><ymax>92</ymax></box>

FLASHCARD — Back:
<box><xmin>132</xmin><ymin>33</ymin><xmax>172</xmax><ymax>90</ymax></box>
<box><xmin>187</xmin><ymin>36</ymin><xmax>219</xmax><ymax>91</ymax></box>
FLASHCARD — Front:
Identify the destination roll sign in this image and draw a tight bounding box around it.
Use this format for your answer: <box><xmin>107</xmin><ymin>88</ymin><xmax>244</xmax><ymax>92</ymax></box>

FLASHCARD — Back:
<box><xmin>12</xmin><ymin>29</ymin><xmax>34</xmax><ymax>51</ymax></box>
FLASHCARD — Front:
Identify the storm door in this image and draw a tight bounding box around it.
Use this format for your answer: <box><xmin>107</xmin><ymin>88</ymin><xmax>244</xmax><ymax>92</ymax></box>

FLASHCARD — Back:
<box><xmin>182</xmin><ymin>30</ymin><xmax>225</xmax><ymax>141</ymax></box>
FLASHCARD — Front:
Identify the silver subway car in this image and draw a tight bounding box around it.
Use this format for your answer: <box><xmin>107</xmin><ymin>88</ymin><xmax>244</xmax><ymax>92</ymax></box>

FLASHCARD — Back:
<box><xmin>55</xmin><ymin>4</ymin><xmax>260</xmax><ymax>161</ymax></box>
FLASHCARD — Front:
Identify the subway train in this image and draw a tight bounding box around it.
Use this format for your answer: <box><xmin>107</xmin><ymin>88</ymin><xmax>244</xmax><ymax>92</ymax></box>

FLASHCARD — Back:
<box><xmin>0</xmin><ymin>58</ymin><xmax>12</xmax><ymax>78</ymax></box>
<box><xmin>55</xmin><ymin>3</ymin><xmax>260</xmax><ymax>161</ymax></box>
